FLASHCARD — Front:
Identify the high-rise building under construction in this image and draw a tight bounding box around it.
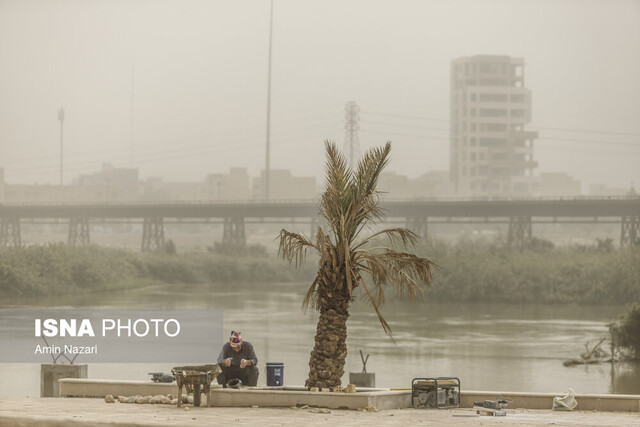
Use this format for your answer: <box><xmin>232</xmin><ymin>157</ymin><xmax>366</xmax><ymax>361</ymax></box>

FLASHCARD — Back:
<box><xmin>450</xmin><ymin>55</ymin><xmax>537</xmax><ymax>196</ymax></box>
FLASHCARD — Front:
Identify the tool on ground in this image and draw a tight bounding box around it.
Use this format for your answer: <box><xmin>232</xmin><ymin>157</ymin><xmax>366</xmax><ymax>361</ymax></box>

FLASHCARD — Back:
<box><xmin>148</xmin><ymin>372</ymin><xmax>175</xmax><ymax>383</ymax></box>
<box><xmin>474</xmin><ymin>399</ymin><xmax>512</xmax><ymax>410</ymax></box>
<box><xmin>411</xmin><ymin>377</ymin><xmax>460</xmax><ymax>409</ymax></box>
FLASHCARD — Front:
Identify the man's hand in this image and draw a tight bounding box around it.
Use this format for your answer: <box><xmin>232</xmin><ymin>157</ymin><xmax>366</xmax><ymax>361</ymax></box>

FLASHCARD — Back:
<box><xmin>240</xmin><ymin>359</ymin><xmax>250</xmax><ymax>369</ymax></box>
<box><xmin>223</xmin><ymin>358</ymin><xmax>232</xmax><ymax>367</ymax></box>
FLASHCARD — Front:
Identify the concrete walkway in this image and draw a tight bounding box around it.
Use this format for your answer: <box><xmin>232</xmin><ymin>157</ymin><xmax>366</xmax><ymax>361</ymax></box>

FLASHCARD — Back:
<box><xmin>1</xmin><ymin>398</ymin><xmax>640</xmax><ymax>427</ymax></box>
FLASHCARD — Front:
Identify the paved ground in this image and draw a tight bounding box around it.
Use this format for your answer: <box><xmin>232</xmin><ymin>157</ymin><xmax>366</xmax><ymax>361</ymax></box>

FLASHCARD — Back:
<box><xmin>0</xmin><ymin>398</ymin><xmax>639</xmax><ymax>427</ymax></box>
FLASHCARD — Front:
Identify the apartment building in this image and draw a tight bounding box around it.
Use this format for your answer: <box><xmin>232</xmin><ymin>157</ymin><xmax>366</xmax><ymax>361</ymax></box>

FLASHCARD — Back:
<box><xmin>450</xmin><ymin>55</ymin><xmax>538</xmax><ymax>196</ymax></box>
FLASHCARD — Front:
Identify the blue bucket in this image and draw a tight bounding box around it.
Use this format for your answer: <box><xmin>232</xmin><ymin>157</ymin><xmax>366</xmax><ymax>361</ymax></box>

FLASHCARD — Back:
<box><xmin>266</xmin><ymin>362</ymin><xmax>284</xmax><ymax>386</ymax></box>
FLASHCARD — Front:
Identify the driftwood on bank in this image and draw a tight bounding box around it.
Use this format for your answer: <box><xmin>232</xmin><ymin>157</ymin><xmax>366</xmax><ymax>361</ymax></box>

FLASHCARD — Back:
<box><xmin>563</xmin><ymin>338</ymin><xmax>611</xmax><ymax>366</ymax></box>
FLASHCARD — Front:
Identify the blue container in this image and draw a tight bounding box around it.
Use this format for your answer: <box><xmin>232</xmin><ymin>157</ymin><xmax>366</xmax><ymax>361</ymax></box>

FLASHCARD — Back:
<box><xmin>266</xmin><ymin>362</ymin><xmax>284</xmax><ymax>386</ymax></box>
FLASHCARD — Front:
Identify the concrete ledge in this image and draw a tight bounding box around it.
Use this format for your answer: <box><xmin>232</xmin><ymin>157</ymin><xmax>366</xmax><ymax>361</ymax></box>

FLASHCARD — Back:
<box><xmin>57</xmin><ymin>379</ymin><xmax>640</xmax><ymax>412</ymax></box>
<box><xmin>210</xmin><ymin>386</ymin><xmax>410</xmax><ymax>410</ymax></box>
<box><xmin>461</xmin><ymin>390</ymin><xmax>640</xmax><ymax>412</ymax></box>
<box><xmin>59</xmin><ymin>379</ymin><xmax>178</xmax><ymax>398</ymax></box>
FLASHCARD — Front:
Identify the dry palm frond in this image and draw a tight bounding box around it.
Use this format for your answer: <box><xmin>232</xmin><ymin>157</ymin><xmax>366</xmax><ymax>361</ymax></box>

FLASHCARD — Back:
<box><xmin>278</xmin><ymin>229</ymin><xmax>317</xmax><ymax>268</ymax></box>
<box><xmin>354</xmin><ymin>227</ymin><xmax>419</xmax><ymax>251</ymax></box>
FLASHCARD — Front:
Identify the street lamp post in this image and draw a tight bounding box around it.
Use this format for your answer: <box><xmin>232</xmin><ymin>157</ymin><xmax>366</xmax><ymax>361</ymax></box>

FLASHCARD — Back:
<box><xmin>265</xmin><ymin>0</ymin><xmax>274</xmax><ymax>200</ymax></box>
<box><xmin>58</xmin><ymin>108</ymin><xmax>65</xmax><ymax>186</ymax></box>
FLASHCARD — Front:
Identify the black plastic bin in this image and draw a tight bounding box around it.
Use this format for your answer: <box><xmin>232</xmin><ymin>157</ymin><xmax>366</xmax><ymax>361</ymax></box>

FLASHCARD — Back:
<box><xmin>266</xmin><ymin>362</ymin><xmax>284</xmax><ymax>386</ymax></box>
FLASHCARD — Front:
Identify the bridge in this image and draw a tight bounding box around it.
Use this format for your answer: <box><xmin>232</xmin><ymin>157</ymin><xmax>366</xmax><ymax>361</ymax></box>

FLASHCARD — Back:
<box><xmin>1</xmin><ymin>197</ymin><xmax>639</xmax><ymax>250</ymax></box>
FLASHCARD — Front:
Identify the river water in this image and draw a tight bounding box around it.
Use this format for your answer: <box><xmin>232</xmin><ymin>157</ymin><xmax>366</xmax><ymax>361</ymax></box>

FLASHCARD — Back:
<box><xmin>1</xmin><ymin>281</ymin><xmax>638</xmax><ymax>397</ymax></box>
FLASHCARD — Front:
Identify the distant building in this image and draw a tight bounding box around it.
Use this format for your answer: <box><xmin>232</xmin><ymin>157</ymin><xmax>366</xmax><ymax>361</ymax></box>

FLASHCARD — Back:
<box><xmin>378</xmin><ymin>170</ymin><xmax>454</xmax><ymax>199</ymax></box>
<box><xmin>204</xmin><ymin>167</ymin><xmax>250</xmax><ymax>201</ymax></box>
<box><xmin>450</xmin><ymin>55</ymin><xmax>538</xmax><ymax>196</ymax></box>
<box><xmin>74</xmin><ymin>163</ymin><xmax>139</xmax><ymax>201</ymax></box>
<box><xmin>2</xmin><ymin>164</ymin><xmax>139</xmax><ymax>203</ymax></box>
<box><xmin>420</xmin><ymin>170</ymin><xmax>455</xmax><ymax>197</ymax></box>
<box><xmin>140</xmin><ymin>177</ymin><xmax>205</xmax><ymax>201</ymax></box>
<box><xmin>536</xmin><ymin>172</ymin><xmax>581</xmax><ymax>197</ymax></box>
<box><xmin>589</xmin><ymin>183</ymin><xmax>632</xmax><ymax>197</ymax></box>
<box><xmin>379</xmin><ymin>172</ymin><xmax>413</xmax><ymax>199</ymax></box>
<box><xmin>5</xmin><ymin>183</ymin><xmax>131</xmax><ymax>203</ymax></box>
<box><xmin>252</xmin><ymin>170</ymin><xmax>316</xmax><ymax>200</ymax></box>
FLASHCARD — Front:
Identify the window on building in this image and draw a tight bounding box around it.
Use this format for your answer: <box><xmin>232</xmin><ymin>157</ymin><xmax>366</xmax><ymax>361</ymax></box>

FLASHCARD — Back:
<box><xmin>479</xmin><ymin>93</ymin><xmax>508</xmax><ymax>102</ymax></box>
<box><xmin>479</xmin><ymin>137</ymin><xmax>506</xmax><ymax>147</ymax></box>
<box><xmin>478</xmin><ymin>108</ymin><xmax>508</xmax><ymax>117</ymax></box>
<box><xmin>479</xmin><ymin>123</ymin><xmax>508</xmax><ymax>132</ymax></box>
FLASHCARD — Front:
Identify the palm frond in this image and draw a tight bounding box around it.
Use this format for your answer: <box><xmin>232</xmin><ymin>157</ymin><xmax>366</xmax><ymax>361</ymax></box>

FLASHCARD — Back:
<box><xmin>358</xmin><ymin>279</ymin><xmax>393</xmax><ymax>338</ymax></box>
<box><xmin>320</xmin><ymin>141</ymin><xmax>350</xmax><ymax>235</ymax></box>
<box><xmin>354</xmin><ymin>227</ymin><xmax>418</xmax><ymax>251</ymax></box>
<box><xmin>278</xmin><ymin>229</ymin><xmax>317</xmax><ymax>268</ymax></box>
<box><xmin>358</xmin><ymin>248</ymin><xmax>437</xmax><ymax>308</ymax></box>
<box><xmin>302</xmin><ymin>275</ymin><xmax>321</xmax><ymax>312</ymax></box>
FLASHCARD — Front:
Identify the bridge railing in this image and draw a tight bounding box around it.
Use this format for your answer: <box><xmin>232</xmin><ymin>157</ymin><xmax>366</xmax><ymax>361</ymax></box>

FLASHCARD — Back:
<box><xmin>1</xmin><ymin>194</ymin><xmax>638</xmax><ymax>207</ymax></box>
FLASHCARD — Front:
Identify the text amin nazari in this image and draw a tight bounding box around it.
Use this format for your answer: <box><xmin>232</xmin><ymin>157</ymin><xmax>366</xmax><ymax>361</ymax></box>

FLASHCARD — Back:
<box><xmin>34</xmin><ymin>344</ymin><xmax>98</xmax><ymax>355</ymax></box>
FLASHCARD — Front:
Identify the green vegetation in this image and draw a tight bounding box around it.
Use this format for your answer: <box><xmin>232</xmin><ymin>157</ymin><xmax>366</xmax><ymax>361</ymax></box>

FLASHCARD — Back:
<box><xmin>1</xmin><ymin>235</ymin><xmax>638</xmax><ymax>307</ymax></box>
<box><xmin>414</xmin><ymin>238</ymin><xmax>640</xmax><ymax>304</ymax></box>
<box><xmin>610</xmin><ymin>304</ymin><xmax>640</xmax><ymax>360</ymax></box>
<box><xmin>0</xmin><ymin>243</ymin><xmax>314</xmax><ymax>298</ymax></box>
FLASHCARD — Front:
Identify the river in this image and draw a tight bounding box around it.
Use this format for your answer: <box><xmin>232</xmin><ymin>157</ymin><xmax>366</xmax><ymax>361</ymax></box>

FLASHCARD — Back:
<box><xmin>1</xmin><ymin>281</ymin><xmax>638</xmax><ymax>398</ymax></box>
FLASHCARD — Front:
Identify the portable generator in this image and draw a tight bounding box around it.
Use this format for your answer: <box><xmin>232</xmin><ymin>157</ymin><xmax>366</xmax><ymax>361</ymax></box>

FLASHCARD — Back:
<box><xmin>411</xmin><ymin>377</ymin><xmax>460</xmax><ymax>409</ymax></box>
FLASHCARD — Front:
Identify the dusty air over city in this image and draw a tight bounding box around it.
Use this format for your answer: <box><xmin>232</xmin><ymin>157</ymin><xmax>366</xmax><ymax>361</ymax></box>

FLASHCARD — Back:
<box><xmin>0</xmin><ymin>1</ymin><xmax>640</xmax><ymax>425</ymax></box>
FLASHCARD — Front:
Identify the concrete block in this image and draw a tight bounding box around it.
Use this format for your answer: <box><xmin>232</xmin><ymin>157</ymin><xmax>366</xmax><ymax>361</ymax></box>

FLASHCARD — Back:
<box><xmin>350</xmin><ymin>373</ymin><xmax>375</xmax><ymax>387</ymax></box>
<box><xmin>40</xmin><ymin>364</ymin><xmax>87</xmax><ymax>397</ymax></box>
<box><xmin>58</xmin><ymin>379</ymin><xmax>178</xmax><ymax>398</ymax></box>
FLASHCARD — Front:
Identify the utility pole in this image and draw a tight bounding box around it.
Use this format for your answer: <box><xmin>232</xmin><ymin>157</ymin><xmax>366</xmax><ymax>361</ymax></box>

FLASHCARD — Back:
<box><xmin>344</xmin><ymin>101</ymin><xmax>360</xmax><ymax>170</ymax></box>
<box><xmin>264</xmin><ymin>0</ymin><xmax>274</xmax><ymax>200</ymax></box>
<box><xmin>58</xmin><ymin>108</ymin><xmax>65</xmax><ymax>186</ymax></box>
<box><xmin>131</xmin><ymin>67</ymin><xmax>136</xmax><ymax>165</ymax></box>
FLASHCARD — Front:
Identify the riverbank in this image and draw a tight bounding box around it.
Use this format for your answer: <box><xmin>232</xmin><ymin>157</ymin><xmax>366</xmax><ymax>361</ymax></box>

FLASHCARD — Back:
<box><xmin>415</xmin><ymin>239</ymin><xmax>640</xmax><ymax>304</ymax></box>
<box><xmin>0</xmin><ymin>244</ymin><xmax>315</xmax><ymax>298</ymax></box>
<box><xmin>1</xmin><ymin>242</ymin><xmax>639</xmax><ymax>305</ymax></box>
<box><xmin>0</xmin><ymin>398</ymin><xmax>639</xmax><ymax>427</ymax></box>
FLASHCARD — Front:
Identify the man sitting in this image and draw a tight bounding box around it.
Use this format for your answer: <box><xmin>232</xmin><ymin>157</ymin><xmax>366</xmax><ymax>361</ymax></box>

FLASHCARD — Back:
<box><xmin>216</xmin><ymin>330</ymin><xmax>259</xmax><ymax>387</ymax></box>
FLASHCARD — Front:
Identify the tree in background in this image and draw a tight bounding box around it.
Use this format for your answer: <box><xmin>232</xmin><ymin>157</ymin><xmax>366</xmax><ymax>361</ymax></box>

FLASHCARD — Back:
<box><xmin>278</xmin><ymin>141</ymin><xmax>436</xmax><ymax>389</ymax></box>
<box><xmin>610</xmin><ymin>303</ymin><xmax>640</xmax><ymax>360</ymax></box>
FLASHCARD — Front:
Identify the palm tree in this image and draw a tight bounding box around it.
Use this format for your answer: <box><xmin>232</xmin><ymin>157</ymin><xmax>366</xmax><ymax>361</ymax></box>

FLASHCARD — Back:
<box><xmin>278</xmin><ymin>141</ymin><xmax>437</xmax><ymax>389</ymax></box>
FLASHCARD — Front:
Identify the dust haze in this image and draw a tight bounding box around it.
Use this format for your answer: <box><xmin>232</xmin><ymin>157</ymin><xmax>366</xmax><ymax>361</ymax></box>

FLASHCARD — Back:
<box><xmin>0</xmin><ymin>0</ymin><xmax>639</xmax><ymax>197</ymax></box>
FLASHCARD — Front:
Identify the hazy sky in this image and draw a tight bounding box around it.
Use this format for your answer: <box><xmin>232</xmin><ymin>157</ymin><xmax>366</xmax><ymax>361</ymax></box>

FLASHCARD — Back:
<box><xmin>1</xmin><ymin>0</ymin><xmax>639</xmax><ymax>191</ymax></box>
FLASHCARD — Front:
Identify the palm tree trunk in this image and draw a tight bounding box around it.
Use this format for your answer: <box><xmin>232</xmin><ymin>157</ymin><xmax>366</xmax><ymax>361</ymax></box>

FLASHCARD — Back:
<box><xmin>305</xmin><ymin>303</ymin><xmax>349</xmax><ymax>389</ymax></box>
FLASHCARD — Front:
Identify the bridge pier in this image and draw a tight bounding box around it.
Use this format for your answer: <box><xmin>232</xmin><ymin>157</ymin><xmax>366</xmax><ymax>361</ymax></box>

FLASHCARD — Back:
<box><xmin>507</xmin><ymin>216</ymin><xmax>532</xmax><ymax>250</ymax></box>
<box><xmin>620</xmin><ymin>216</ymin><xmax>640</xmax><ymax>248</ymax></box>
<box><xmin>223</xmin><ymin>217</ymin><xmax>246</xmax><ymax>247</ymax></box>
<box><xmin>141</xmin><ymin>217</ymin><xmax>165</xmax><ymax>252</ymax></box>
<box><xmin>68</xmin><ymin>218</ymin><xmax>90</xmax><ymax>246</ymax></box>
<box><xmin>0</xmin><ymin>217</ymin><xmax>21</xmax><ymax>248</ymax></box>
<box><xmin>406</xmin><ymin>217</ymin><xmax>428</xmax><ymax>238</ymax></box>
